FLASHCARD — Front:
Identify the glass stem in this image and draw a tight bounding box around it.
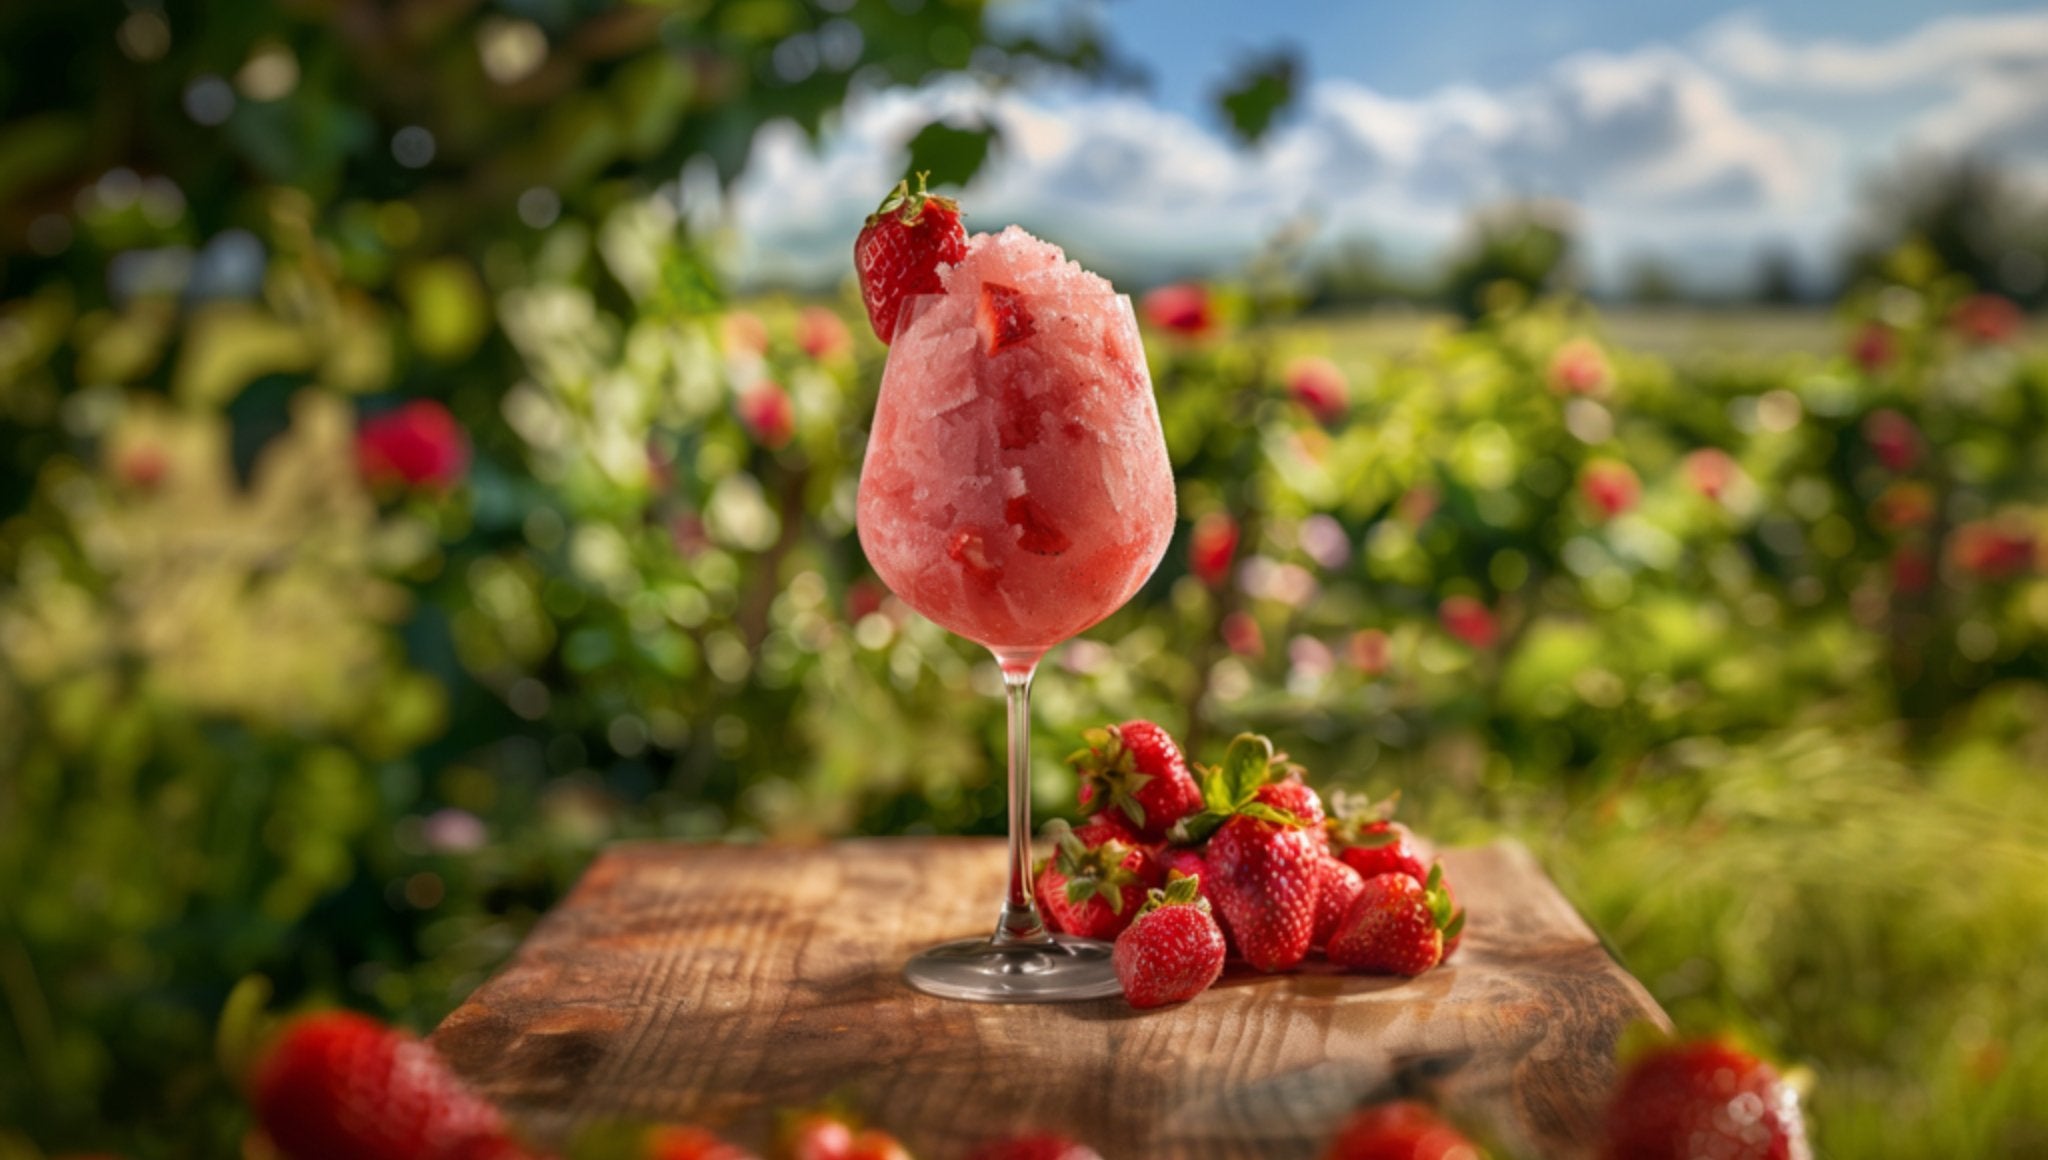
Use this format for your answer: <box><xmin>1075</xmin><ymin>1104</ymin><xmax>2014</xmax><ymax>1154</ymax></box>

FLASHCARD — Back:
<box><xmin>992</xmin><ymin>657</ymin><xmax>1053</xmax><ymax>946</ymax></box>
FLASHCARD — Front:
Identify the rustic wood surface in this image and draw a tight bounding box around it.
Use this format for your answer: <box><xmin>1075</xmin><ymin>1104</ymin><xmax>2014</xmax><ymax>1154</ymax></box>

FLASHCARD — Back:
<box><xmin>432</xmin><ymin>839</ymin><xmax>1668</xmax><ymax>1159</ymax></box>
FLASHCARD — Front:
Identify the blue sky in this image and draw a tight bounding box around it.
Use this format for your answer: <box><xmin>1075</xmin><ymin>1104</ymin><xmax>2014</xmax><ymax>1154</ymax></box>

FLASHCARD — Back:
<box><xmin>725</xmin><ymin>2</ymin><xmax>2048</xmax><ymax>293</ymax></box>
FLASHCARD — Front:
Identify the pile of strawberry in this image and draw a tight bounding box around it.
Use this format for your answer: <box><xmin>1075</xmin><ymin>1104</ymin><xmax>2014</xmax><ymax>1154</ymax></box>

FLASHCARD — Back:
<box><xmin>1035</xmin><ymin>723</ymin><xmax>1464</xmax><ymax>1008</ymax></box>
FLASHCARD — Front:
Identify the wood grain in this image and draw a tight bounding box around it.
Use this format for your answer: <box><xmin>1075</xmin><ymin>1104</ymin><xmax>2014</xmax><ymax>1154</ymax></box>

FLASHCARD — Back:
<box><xmin>431</xmin><ymin>839</ymin><xmax>1667</xmax><ymax>1159</ymax></box>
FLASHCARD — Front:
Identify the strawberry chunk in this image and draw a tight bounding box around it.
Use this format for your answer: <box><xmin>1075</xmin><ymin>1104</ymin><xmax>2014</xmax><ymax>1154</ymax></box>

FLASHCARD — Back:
<box><xmin>977</xmin><ymin>282</ymin><xmax>1036</xmax><ymax>354</ymax></box>
<box><xmin>1005</xmin><ymin>495</ymin><xmax>1071</xmax><ymax>556</ymax></box>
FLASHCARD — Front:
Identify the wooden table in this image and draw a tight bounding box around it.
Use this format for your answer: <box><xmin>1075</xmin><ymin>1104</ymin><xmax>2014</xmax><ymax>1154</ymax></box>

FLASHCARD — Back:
<box><xmin>432</xmin><ymin>839</ymin><xmax>1668</xmax><ymax>1159</ymax></box>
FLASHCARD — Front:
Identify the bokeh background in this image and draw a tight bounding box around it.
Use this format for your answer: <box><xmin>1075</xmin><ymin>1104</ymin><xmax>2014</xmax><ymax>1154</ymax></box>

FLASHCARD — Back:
<box><xmin>4</xmin><ymin>1</ymin><xmax>2048</xmax><ymax>1156</ymax></box>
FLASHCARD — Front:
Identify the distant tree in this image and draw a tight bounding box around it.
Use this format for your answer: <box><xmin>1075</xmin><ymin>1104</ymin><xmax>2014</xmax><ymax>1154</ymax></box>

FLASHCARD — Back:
<box><xmin>1624</xmin><ymin>255</ymin><xmax>1683</xmax><ymax>305</ymax></box>
<box><xmin>1305</xmin><ymin>236</ymin><xmax>1425</xmax><ymax>310</ymax></box>
<box><xmin>1754</xmin><ymin>244</ymin><xmax>1805</xmax><ymax>305</ymax></box>
<box><xmin>1442</xmin><ymin>200</ymin><xmax>1577</xmax><ymax>320</ymax></box>
<box><xmin>1845</xmin><ymin>155</ymin><xmax>2048</xmax><ymax>305</ymax></box>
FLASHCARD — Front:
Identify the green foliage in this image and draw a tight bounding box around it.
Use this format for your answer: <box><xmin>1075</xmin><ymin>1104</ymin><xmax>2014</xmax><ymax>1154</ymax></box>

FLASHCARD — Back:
<box><xmin>1216</xmin><ymin>51</ymin><xmax>1299</xmax><ymax>145</ymax></box>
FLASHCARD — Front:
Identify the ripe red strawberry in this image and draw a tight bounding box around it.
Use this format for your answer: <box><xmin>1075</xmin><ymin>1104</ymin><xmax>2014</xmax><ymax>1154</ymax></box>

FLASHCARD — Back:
<box><xmin>649</xmin><ymin>1125</ymin><xmax>758</xmax><ymax>1160</ymax></box>
<box><xmin>1034</xmin><ymin>818</ymin><xmax>1159</xmax><ymax>939</ymax></box>
<box><xmin>1327</xmin><ymin>865</ymin><xmax>1462</xmax><ymax>977</ymax></box>
<box><xmin>965</xmin><ymin>1135</ymin><xmax>1104</xmax><ymax>1160</ymax></box>
<box><xmin>1319</xmin><ymin>1101</ymin><xmax>1481</xmax><ymax>1160</ymax></box>
<box><xmin>1600</xmin><ymin>1038</ymin><xmax>1810</xmax><ymax>1160</ymax></box>
<box><xmin>1206</xmin><ymin>805</ymin><xmax>1320</xmax><ymax>973</ymax></box>
<box><xmin>1258</xmin><ymin>779</ymin><xmax>1326</xmax><ymax>850</ymax></box>
<box><xmin>853</xmin><ymin>173</ymin><xmax>968</xmax><ymax>344</ymax></box>
<box><xmin>251</xmin><ymin>1011</ymin><xmax>535</xmax><ymax>1160</ymax></box>
<box><xmin>1311</xmin><ymin>857</ymin><xmax>1367</xmax><ymax>950</ymax></box>
<box><xmin>977</xmin><ymin>282</ymin><xmax>1036</xmax><ymax>354</ymax></box>
<box><xmin>1113</xmin><ymin>876</ymin><xmax>1227</xmax><ymax>1008</ymax></box>
<box><xmin>1159</xmin><ymin>846</ymin><xmax>1237</xmax><ymax>956</ymax></box>
<box><xmin>1328</xmin><ymin>792</ymin><xmax>1430</xmax><ymax>884</ymax></box>
<box><xmin>1070</xmin><ymin>721</ymin><xmax>1202</xmax><ymax>841</ymax></box>
<box><xmin>1174</xmin><ymin>733</ymin><xmax>1319</xmax><ymax>971</ymax></box>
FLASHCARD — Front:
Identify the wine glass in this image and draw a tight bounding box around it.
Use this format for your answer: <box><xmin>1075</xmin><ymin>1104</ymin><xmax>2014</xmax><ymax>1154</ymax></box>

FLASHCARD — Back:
<box><xmin>856</xmin><ymin>289</ymin><xmax>1176</xmax><ymax>1001</ymax></box>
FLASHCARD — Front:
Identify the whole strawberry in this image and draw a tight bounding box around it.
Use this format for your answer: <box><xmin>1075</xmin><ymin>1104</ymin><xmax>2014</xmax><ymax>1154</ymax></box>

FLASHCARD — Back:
<box><xmin>1034</xmin><ymin>818</ymin><xmax>1159</xmax><ymax>939</ymax></box>
<box><xmin>251</xmin><ymin>1011</ymin><xmax>535</xmax><ymax>1160</ymax></box>
<box><xmin>1327</xmin><ymin>865</ymin><xmax>1462</xmax><ymax>977</ymax></box>
<box><xmin>1178</xmin><ymin>734</ymin><xmax>1322</xmax><ymax>973</ymax></box>
<box><xmin>1328</xmin><ymin>792</ymin><xmax>1430</xmax><ymax>884</ymax></box>
<box><xmin>1258</xmin><ymin>778</ymin><xmax>1327</xmax><ymax>851</ymax></box>
<box><xmin>1320</xmin><ymin>1101</ymin><xmax>1483</xmax><ymax>1160</ymax></box>
<box><xmin>1070</xmin><ymin>720</ymin><xmax>1203</xmax><ymax>842</ymax></box>
<box><xmin>965</xmin><ymin>1135</ymin><xmax>1103</xmax><ymax>1160</ymax></box>
<box><xmin>853</xmin><ymin>173</ymin><xmax>968</xmax><ymax>344</ymax></box>
<box><xmin>1311</xmin><ymin>857</ymin><xmax>1367</xmax><ymax>951</ymax></box>
<box><xmin>1113</xmin><ymin>876</ymin><xmax>1227</xmax><ymax>1008</ymax></box>
<box><xmin>1159</xmin><ymin>846</ymin><xmax>1238</xmax><ymax>956</ymax></box>
<box><xmin>1601</xmin><ymin>1037</ymin><xmax>1809</xmax><ymax>1160</ymax></box>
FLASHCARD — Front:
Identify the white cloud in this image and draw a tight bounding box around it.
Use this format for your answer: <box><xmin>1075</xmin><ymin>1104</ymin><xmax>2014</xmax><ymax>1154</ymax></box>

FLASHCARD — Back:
<box><xmin>1699</xmin><ymin>10</ymin><xmax>2048</xmax><ymax>166</ymax></box>
<box><xmin>721</xmin><ymin>9</ymin><xmax>2047</xmax><ymax>293</ymax></box>
<box><xmin>1700</xmin><ymin>9</ymin><xmax>2048</xmax><ymax>92</ymax></box>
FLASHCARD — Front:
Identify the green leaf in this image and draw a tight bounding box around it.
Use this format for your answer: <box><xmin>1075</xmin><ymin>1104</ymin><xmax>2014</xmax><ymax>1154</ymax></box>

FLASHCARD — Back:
<box><xmin>904</xmin><ymin>119</ymin><xmax>999</xmax><ymax>190</ymax></box>
<box><xmin>1171</xmin><ymin>810</ymin><xmax>1228</xmax><ymax>846</ymax></box>
<box><xmin>1443</xmin><ymin>909</ymin><xmax>1466</xmax><ymax>941</ymax></box>
<box><xmin>1219</xmin><ymin>732</ymin><xmax>1278</xmax><ymax>805</ymax></box>
<box><xmin>1215</xmin><ymin>52</ymin><xmax>1299</xmax><ymax>145</ymax></box>
<box><xmin>1240</xmin><ymin>802</ymin><xmax>1302</xmax><ymax>827</ymax></box>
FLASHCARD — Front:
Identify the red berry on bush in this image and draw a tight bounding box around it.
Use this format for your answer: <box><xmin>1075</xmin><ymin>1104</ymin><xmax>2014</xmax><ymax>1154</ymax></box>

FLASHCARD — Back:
<box><xmin>1951</xmin><ymin>292</ymin><xmax>2023</xmax><ymax>345</ymax></box>
<box><xmin>739</xmin><ymin>382</ymin><xmax>796</xmax><ymax>449</ymax></box>
<box><xmin>1849</xmin><ymin>322</ymin><xmax>1896</xmax><ymax>373</ymax></box>
<box><xmin>357</xmin><ymin>400</ymin><xmax>470</xmax><ymax>492</ymax></box>
<box><xmin>1862</xmin><ymin>408</ymin><xmax>1920</xmax><ymax>473</ymax></box>
<box><xmin>1548</xmin><ymin>338</ymin><xmax>1610</xmax><ymax>396</ymax></box>
<box><xmin>1438</xmin><ymin>597</ymin><xmax>1498</xmax><ymax>650</ymax></box>
<box><xmin>1580</xmin><ymin>460</ymin><xmax>1640</xmax><ymax>521</ymax></box>
<box><xmin>1285</xmin><ymin>356</ymin><xmax>1349</xmax><ymax>424</ymax></box>
<box><xmin>1190</xmin><ymin>511</ymin><xmax>1240</xmax><ymax>587</ymax></box>
<box><xmin>1683</xmin><ymin>448</ymin><xmax>1737</xmax><ymax>503</ymax></box>
<box><xmin>1140</xmin><ymin>283</ymin><xmax>1215</xmax><ymax>338</ymax></box>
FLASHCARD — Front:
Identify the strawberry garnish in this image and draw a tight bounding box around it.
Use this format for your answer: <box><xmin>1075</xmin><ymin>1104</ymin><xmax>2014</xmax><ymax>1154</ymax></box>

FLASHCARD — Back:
<box><xmin>1600</xmin><ymin>1036</ymin><xmax>1810</xmax><ymax>1160</ymax></box>
<box><xmin>976</xmin><ymin>281</ymin><xmax>1036</xmax><ymax>353</ymax></box>
<box><xmin>1112</xmin><ymin>875</ymin><xmax>1228</xmax><ymax>1009</ymax></box>
<box><xmin>1327</xmin><ymin>864</ymin><xmax>1463</xmax><ymax>977</ymax></box>
<box><xmin>251</xmin><ymin>1011</ymin><xmax>538</xmax><ymax>1160</ymax></box>
<box><xmin>1069</xmin><ymin>720</ymin><xmax>1203</xmax><ymax>841</ymax></box>
<box><xmin>853</xmin><ymin>172</ymin><xmax>967</xmax><ymax>344</ymax></box>
<box><xmin>648</xmin><ymin>1125</ymin><xmax>758</xmax><ymax>1160</ymax></box>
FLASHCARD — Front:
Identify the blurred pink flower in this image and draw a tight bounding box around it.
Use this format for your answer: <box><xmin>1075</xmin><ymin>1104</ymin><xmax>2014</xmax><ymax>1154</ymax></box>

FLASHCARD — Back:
<box><xmin>1863</xmin><ymin>409</ymin><xmax>1920</xmax><ymax>474</ymax></box>
<box><xmin>1439</xmin><ymin>596</ymin><xmax>1499</xmax><ymax>650</ymax></box>
<box><xmin>1141</xmin><ymin>283</ymin><xmax>1215</xmax><ymax>338</ymax></box>
<box><xmin>1850</xmin><ymin>323</ymin><xmax>1897</xmax><ymax>373</ymax></box>
<box><xmin>356</xmin><ymin>400</ymin><xmax>470</xmax><ymax>492</ymax></box>
<box><xmin>739</xmin><ymin>381</ymin><xmax>795</xmax><ymax>449</ymax></box>
<box><xmin>1548</xmin><ymin>338</ymin><xmax>1611</xmax><ymax>396</ymax></box>
<box><xmin>1221</xmin><ymin>610</ymin><xmax>1264</xmax><ymax>657</ymax></box>
<box><xmin>1288</xmin><ymin>635</ymin><xmax>1335</xmax><ymax>680</ymax></box>
<box><xmin>1683</xmin><ymin>448</ymin><xmax>1737</xmax><ymax>503</ymax></box>
<box><xmin>1190</xmin><ymin>511</ymin><xmax>1239</xmax><ymax>587</ymax></box>
<box><xmin>1284</xmin><ymin>356</ymin><xmax>1348</xmax><ymax>424</ymax></box>
<box><xmin>1348</xmin><ymin>628</ymin><xmax>1390</xmax><ymax>676</ymax></box>
<box><xmin>422</xmin><ymin>808</ymin><xmax>487</xmax><ymax>854</ymax></box>
<box><xmin>1298</xmin><ymin>513</ymin><xmax>1350</xmax><ymax>569</ymax></box>
<box><xmin>1951</xmin><ymin>293</ymin><xmax>2024</xmax><ymax>346</ymax></box>
<box><xmin>798</xmin><ymin>306</ymin><xmax>853</xmax><ymax>361</ymax></box>
<box><xmin>1580</xmin><ymin>459</ymin><xmax>1640</xmax><ymax>521</ymax></box>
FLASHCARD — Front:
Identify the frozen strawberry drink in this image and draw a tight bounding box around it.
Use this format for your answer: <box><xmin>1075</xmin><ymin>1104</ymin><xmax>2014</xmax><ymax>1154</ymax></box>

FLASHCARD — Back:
<box><xmin>857</xmin><ymin>227</ymin><xmax>1175</xmax><ymax>658</ymax></box>
<box><xmin>851</xmin><ymin>178</ymin><xmax>1177</xmax><ymax>1002</ymax></box>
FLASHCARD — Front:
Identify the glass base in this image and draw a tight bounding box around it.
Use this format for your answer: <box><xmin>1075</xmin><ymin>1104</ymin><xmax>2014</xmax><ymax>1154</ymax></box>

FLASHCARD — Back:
<box><xmin>903</xmin><ymin>934</ymin><xmax>1122</xmax><ymax>1003</ymax></box>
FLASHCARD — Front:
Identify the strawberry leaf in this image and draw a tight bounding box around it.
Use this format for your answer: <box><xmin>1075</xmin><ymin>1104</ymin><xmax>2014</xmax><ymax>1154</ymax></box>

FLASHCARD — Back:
<box><xmin>1170</xmin><ymin>809</ymin><xmax>1228</xmax><ymax>846</ymax></box>
<box><xmin>1239</xmin><ymin>802</ymin><xmax>1304</xmax><ymax>828</ymax></box>
<box><xmin>1443</xmin><ymin>908</ymin><xmax>1467</xmax><ymax>941</ymax></box>
<box><xmin>1219</xmin><ymin>732</ymin><xmax>1278</xmax><ymax>805</ymax></box>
